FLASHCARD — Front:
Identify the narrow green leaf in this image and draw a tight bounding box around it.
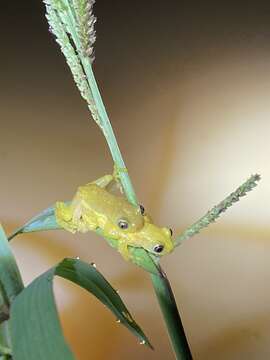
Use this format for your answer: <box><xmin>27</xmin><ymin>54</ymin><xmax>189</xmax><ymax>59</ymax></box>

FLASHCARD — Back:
<box><xmin>0</xmin><ymin>226</ymin><xmax>23</xmax><ymax>303</ymax></box>
<box><xmin>0</xmin><ymin>226</ymin><xmax>23</xmax><ymax>356</ymax></box>
<box><xmin>10</xmin><ymin>258</ymin><xmax>152</xmax><ymax>360</ymax></box>
<box><xmin>10</xmin><ymin>266</ymin><xmax>74</xmax><ymax>360</ymax></box>
<box><xmin>8</xmin><ymin>205</ymin><xmax>59</xmax><ymax>241</ymax></box>
<box><xmin>151</xmin><ymin>271</ymin><xmax>192</xmax><ymax>359</ymax></box>
<box><xmin>0</xmin><ymin>355</ymin><xmax>11</xmax><ymax>360</ymax></box>
<box><xmin>9</xmin><ymin>207</ymin><xmax>161</xmax><ymax>275</ymax></box>
<box><xmin>0</xmin><ymin>321</ymin><xmax>12</xmax><ymax>356</ymax></box>
<box><xmin>56</xmin><ymin>258</ymin><xmax>152</xmax><ymax>348</ymax></box>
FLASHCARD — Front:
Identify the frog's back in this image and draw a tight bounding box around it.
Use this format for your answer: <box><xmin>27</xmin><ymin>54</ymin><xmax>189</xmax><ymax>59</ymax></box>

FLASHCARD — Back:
<box><xmin>76</xmin><ymin>183</ymin><xmax>144</xmax><ymax>231</ymax></box>
<box><xmin>77</xmin><ymin>183</ymin><xmax>115</xmax><ymax>213</ymax></box>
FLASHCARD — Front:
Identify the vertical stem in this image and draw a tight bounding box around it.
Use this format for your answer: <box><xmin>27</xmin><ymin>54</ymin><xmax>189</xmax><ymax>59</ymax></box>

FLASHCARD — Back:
<box><xmin>86</xmin><ymin>68</ymin><xmax>192</xmax><ymax>359</ymax></box>
<box><xmin>56</xmin><ymin>4</ymin><xmax>192</xmax><ymax>357</ymax></box>
<box><xmin>61</xmin><ymin>3</ymin><xmax>137</xmax><ymax>205</ymax></box>
<box><xmin>151</xmin><ymin>271</ymin><xmax>192</xmax><ymax>359</ymax></box>
<box><xmin>84</xmin><ymin>65</ymin><xmax>137</xmax><ymax>205</ymax></box>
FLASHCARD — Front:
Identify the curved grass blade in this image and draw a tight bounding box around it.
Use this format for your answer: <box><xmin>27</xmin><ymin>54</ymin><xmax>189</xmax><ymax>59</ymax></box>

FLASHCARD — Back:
<box><xmin>10</xmin><ymin>258</ymin><xmax>152</xmax><ymax>360</ymax></box>
<box><xmin>56</xmin><ymin>258</ymin><xmax>152</xmax><ymax>348</ymax></box>
<box><xmin>8</xmin><ymin>205</ymin><xmax>59</xmax><ymax>241</ymax></box>
<box><xmin>10</xmin><ymin>266</ymin><xmax>74</xmax><ymax>360</ymax></box>
<box><xmin>0</xmin><ymin>226</ymin><xmax>23</xmax><ymax>304</ymax></box>
<box><xmin>0</xmin><ymin>225</ymin><xmax>24</xmax><ymax>356</ymax></box>
<box><xmin>0</xmin><ymin>321</ymin><xmax>12</xmax><ymax>357</ymax></box>
<box><xmin>8</xmin><ymin>207</ymin><xmax>161</xmax><ymax>275</ymax></box>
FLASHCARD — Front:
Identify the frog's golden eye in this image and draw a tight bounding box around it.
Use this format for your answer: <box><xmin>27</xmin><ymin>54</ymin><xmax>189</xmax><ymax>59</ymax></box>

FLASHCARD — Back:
<box><xmin>153</xmin><ymin>244</ymin><xmax>164</xmax><ymax>253</ymax></box>
<box><xmin>118</xmin><ymin>219</ymin><xmax>129</xmax><ymax>230</ymax></box>
<box><xmin>139</xmin><ymin>204</ymin><xmax>145</xmax><ymax>215</ymax></box>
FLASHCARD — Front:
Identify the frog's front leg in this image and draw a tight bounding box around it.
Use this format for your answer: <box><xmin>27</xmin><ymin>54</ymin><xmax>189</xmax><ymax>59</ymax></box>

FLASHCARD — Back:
<box><xmin>118</xmin><ymin>240</ymin><xmax>131</xmax><ymax>261</ymax></box>
<box><xmin>55</xmin><ymin>201</ymin><xmax>78</xmax><ymax>233</ymax></box>
<box><xmin>77</xmin><ymin>209</ymin><xmax>99</xmax><ymax>233</ymax></box>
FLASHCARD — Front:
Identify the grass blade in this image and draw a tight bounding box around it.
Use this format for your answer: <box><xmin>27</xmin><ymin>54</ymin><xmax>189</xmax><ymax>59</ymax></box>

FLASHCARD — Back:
<box><xmin>8</xmin><ymin>205</ymin><xmax>59</xmax><ymax>241</ymax></box>
<box><xmin>0</xmin><ymin>226</ymin><xmax>23</xmax><ymax>304</ymax></box>
<box><xmin>10</xmin><ymin>258</ymin><xmax>152</xmax><ymax>360</ymax></box>
<box><xmin>56</xmin><ymin>258</ymin><xmax>152</xmax><ymax>348</ymax></box>
<box><xmin>11</xmin><ymin>265</ymin><xmax>74</xmax><ymax>360</ymax></box>
<box><xmin>0</xmin><ymin>225</ymin><xmax>24</xmax><ymax>357</ymax></box>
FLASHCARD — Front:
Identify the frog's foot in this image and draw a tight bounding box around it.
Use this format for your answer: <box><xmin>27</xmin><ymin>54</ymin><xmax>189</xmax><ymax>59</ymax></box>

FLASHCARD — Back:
<box><xmin>76</xmin><ymin>215</ymin><xmax>98</xmax><ymax>234</ymax></box>
<box><xmin>87</xmin><ymin>167</ymin><xmax>126</xmax><ymax>193</ymax></box>
<box><xmin>55</xmin><ymin>201</ymin><xmax>77</xmax><ymax>233</ymax></box>
<box><xmin>90</xmin><ymin>174</ymin><xmax>114</xmax><ymax>189</ymax></box>
<box><xmin>118</xmin><ymin>241</ymin><xmax>131</xmax><ymax>261</ymax></box>
<box><xmin>113</xmin><ymin>165</ymin><xmax>126</xmax><ymax>193</ymax></box>
<box><xmin>89</xmin><ymin>170</ymin><xmax>124</xmax><ymax>193</ymax></box>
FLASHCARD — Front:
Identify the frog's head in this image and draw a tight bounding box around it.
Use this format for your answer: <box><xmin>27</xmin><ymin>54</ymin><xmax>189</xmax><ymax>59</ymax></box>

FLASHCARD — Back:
<box><xmin>112</xmin><ymin>201</ymin><xmax>145</xmax><ymax>233</ymax></box>
<box><xmin>132</xmin><ymin>220</ymin><xmax>175</xmax><ymax>256</ymax></box>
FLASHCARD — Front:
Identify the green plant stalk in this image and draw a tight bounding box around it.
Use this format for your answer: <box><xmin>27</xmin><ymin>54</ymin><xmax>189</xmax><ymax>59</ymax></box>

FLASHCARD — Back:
<box><xmin>81</xmin><ymin>46</ymin><xmax>192</xmax><ymax>360</ymax></box>
<box><xmin>151</xmin><ymin>270</ymin><xmax>192</xmax><ymax>360</ymax></box>
<box><xmin>60</xmin><ymin>1</ymin><xmax>137</xmax><ymax>205</ymax></box>
<box><xmin>46</xmin><ymin>2</ymin><xmax>192</xmax><ymax>356</ymax></box>
<box><xmin>84</xmin><ymin>64</ymin><xmax>137</xmax><ymax>205</ymax></box>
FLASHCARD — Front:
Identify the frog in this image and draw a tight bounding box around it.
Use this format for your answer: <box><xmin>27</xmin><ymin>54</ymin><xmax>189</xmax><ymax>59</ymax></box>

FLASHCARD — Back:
<box><xmin>55</xmin><ymin>174</ymin><xmax>174</xmax><ymax>260</ymax></box>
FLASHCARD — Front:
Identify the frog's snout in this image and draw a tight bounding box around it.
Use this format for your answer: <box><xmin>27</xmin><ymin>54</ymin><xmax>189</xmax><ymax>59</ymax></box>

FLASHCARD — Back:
<box><xmin>161</xmin><ymin>227</ymin><xmax>175</xmax><ymax>253</ymax></box>
<box><xmin>149</xmin><ymin>227</ymin><xmax>175</xmax><ymax>255</ymax></box>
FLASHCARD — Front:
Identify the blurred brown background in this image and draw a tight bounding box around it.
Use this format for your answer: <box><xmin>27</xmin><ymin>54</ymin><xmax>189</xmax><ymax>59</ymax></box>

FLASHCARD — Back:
<box><xmin>1</xmin><ymin>1</ymin><xmax>270</xmax><ymax>359</ymax></box>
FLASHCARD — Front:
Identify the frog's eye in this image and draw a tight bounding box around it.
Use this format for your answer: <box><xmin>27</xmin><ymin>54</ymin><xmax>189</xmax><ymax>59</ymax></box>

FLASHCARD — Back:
<box><xmin>153</xmin><ymin>244</ymin><xmax>164</xmax><ymax>254</ymax></box>
<box><xmin>139</xmin><ymin>204</ymin><xmax>145</xmax><ymax>215</ymax></box>
<box><xmin>169</xmin><ymin>228</ymin><xmax>173</xmax><ymax>236</ymax></box>
<box><xmin>118</xmin><ymin>219</ymin><xmax>129</xmax><ymax>230</ymax></box>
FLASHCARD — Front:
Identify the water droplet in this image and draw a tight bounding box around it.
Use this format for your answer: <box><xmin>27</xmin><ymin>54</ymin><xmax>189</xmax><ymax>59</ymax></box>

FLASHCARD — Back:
<box><xmin>139</xmin><ymin>340</ymin><xmax>146</xmax><ymax>345</ymax></box>
<box><xmin>90</xmin><ymin>262</ymin><xmax>96</xmax><ymax>268</ymax></box>
<box><xmin>116</xmin><ymin>319</ymin><xmax>121</xmax><ymax>323</ymax></box>
<box><xmin>76</xmin><ymin>256</ymin><xmax>80</xmax><ymax>260</ymax></box>
<box><xmin>116</xmin><ymin>289</ymin><xmax>119</xmax><ymax>294</ymax></box>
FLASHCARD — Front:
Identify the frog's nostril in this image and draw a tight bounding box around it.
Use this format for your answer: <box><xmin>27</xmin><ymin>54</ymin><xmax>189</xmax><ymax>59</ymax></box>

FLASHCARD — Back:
<box><xmin>163</xmin><ymin>228</ymin><xmax>172</xmax><ymax>237</ymax></box>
